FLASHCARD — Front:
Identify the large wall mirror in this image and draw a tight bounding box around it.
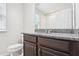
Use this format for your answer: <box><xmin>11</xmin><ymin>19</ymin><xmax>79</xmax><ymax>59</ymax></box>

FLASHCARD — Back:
<box><xmin>35</xmin><ymin>3</ymin><xmax>75</xmax><ymax>33</ymax></box>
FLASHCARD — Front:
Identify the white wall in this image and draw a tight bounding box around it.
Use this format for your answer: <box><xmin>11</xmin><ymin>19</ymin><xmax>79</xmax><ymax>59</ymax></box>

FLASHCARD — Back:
<box><xmin>75</xmin><ymin>3</ymin><xmax>79</xmax><ymax>29</ymax></box>
<box><xmin>23</xmin><ymin>3</ymin><xmax>35</xmax><ymax>33</ymax></box>
<box><xmin>0</xmin><ymin>3</ymin><xmax>23</xmax><ymax>55</ymax></box>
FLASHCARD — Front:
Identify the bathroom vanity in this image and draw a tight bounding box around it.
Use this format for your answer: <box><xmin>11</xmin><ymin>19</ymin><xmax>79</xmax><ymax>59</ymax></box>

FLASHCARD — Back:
<box><xmin>23</xmin><ymin>3</ymin><xmax>79</xmax><ymax>56</ymax></box>
<box><xmin>23</xmin><ymin>32</ymin><xmax>79</xmax><ymax>56</ymax></box>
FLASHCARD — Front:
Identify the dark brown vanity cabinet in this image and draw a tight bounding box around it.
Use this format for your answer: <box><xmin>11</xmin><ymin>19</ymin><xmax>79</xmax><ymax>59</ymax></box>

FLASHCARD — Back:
<box><xmin>23</xmin><ymin>34</ymin><xmax>79</xmax><ymax>56</ymax></box>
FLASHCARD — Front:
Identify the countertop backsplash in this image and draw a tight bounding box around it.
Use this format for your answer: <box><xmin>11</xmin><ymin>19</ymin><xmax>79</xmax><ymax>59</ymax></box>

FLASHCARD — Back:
<box><xmin>35</xmin><ymin>29</ymin><xmax>75</xmax><ymax>34</ymax></box>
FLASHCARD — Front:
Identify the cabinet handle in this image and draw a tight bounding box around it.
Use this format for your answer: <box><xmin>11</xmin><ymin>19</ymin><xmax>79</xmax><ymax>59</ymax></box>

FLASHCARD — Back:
<box><xmin>38</xmin><ymin>48</ymin><xmax>41</xmax><ymax>56</ymax></box>
<box><xmin>33</xmin><ymin>47</ymin><xmax>36</xmax><ymax>56</ymax></box>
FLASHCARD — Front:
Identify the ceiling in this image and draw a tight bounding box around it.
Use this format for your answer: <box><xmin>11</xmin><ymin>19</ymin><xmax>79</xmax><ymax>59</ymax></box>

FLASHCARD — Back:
<box><xmin>36</xmin><ymin>3</ymin><xmax>73</xmax><ymax>14</ymax></box>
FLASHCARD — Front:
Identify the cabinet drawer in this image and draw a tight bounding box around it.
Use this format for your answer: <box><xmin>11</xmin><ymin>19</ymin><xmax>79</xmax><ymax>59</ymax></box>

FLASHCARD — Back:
<box><xmin>38</xmin><ymin>37</ymin><xmax>70</xmax><ymax>52</ymax></box>
<box><xmin>24</xmin><ymin>34</ymin><xmax>36</xmax><ymax>43</ymax></box>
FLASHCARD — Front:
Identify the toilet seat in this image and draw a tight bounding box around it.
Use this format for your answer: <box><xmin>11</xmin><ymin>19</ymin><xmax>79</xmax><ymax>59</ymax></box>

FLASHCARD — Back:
<box><xmin>7</xmin><ymin>44</ymin><xmax>23</xmax><ymax>53</ymax></box>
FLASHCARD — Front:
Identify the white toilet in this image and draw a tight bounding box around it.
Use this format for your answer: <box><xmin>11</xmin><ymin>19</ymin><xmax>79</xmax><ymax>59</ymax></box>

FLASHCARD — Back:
<box><xmin>7</xmin><ymin>44</ymin><xmax>23</xmax><ymax>56</ymax></box>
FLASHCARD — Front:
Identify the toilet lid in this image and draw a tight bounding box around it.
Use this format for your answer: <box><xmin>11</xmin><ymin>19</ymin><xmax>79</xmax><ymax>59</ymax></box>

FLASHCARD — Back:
<box><xmin>8</xmin><ymin>44</ymin><xmax>23</xmax><ymax>52</ymax></box>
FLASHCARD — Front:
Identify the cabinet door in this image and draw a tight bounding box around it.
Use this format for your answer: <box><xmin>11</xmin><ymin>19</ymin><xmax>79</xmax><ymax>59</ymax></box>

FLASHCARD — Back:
<box><xmin>70</xmin><ymin>41</ymin><xmax>79</xmax><ymax>56</ymax></box>
<box><xmin>38</xmin><ymin>46</ymin><xmax>69</xmax><ymax>56</ymax></box>
<box><xmin>38</xmin><ymin>48</ymin><xmax>56</xmax><ymax>56</ymax></box>
<box><xmin>24</xmin><ymin>41</ymin><xmax>36</xmax><ymax>56</ymax></box>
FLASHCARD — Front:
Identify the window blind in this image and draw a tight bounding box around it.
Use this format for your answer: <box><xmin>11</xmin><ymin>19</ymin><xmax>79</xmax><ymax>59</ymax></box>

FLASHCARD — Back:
<box><xmin>0</xmin><ymin>3</ymin><xmax>6</xmax><ymax>31</ymax></box>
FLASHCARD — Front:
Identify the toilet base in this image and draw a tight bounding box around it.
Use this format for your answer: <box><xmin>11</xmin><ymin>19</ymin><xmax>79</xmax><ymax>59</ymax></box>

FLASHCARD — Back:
<box><xmin>10</xmin><ymin>49</ymin><xmax>23</xmax><ymax>56</ymax></box>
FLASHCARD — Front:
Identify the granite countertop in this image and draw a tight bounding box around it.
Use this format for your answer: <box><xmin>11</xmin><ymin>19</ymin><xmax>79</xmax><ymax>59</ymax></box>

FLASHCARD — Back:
<box><xmin>23</xmin><ymin>32</ymin><xmax>79</xmax><ymax>41</ymax></box>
